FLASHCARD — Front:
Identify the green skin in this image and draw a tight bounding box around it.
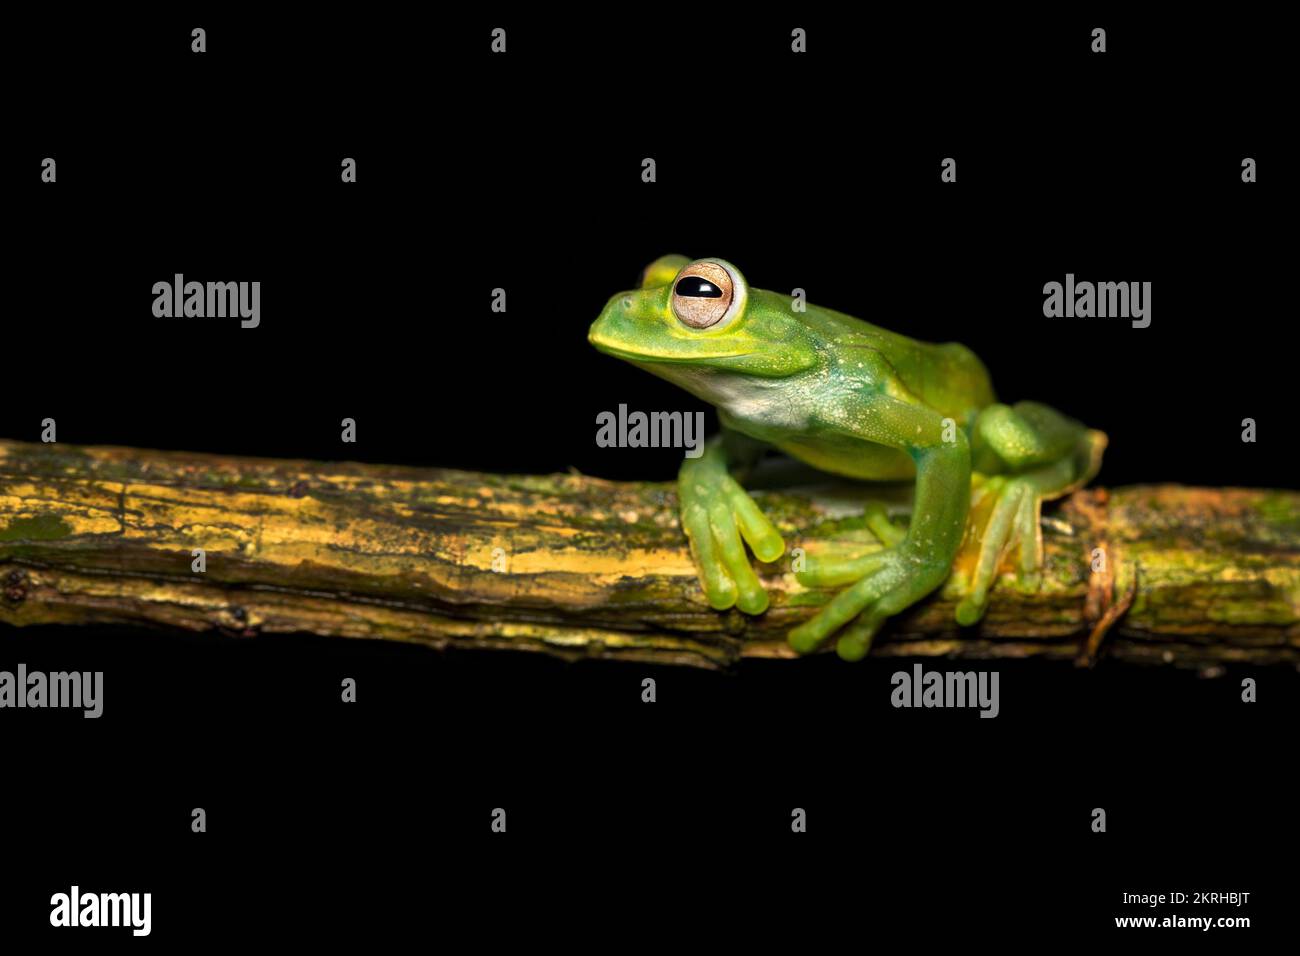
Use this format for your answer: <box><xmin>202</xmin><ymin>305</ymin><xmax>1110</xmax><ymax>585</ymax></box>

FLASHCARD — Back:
<box><xmin>589</xmin><ymin>256</ymin><xmax>1106</xmax><ymax>661</ymax></box>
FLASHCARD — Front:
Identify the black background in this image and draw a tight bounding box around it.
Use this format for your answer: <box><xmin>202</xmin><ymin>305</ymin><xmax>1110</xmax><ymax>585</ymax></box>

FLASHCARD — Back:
<box><xmin>2</xmin><ymin>8</ymin><xmax>1294</xmax><ymax>945</ymax></box>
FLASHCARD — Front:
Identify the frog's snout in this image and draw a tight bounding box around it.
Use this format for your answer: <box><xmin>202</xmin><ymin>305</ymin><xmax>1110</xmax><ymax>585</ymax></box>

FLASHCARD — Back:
<box><xmin>588</xmin><ymin>291</ymin><xmax>636</xmax><ymax>354</ymax></box>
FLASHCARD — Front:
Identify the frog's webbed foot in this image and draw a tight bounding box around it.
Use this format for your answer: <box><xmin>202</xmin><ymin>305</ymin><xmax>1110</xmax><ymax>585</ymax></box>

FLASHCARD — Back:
<box><xmin>953</xmin><ymin>475</ymin><xmax>1044</xmax><ymax>625</ymax></box>
<box><xmin>679</xmin><ymin>467</ymin><xmax>785</xmax><ymax>615</ymax></box>
<box><xmin>792</xmin><ymin>542</ymin><xmax>947</xmax><ymax>662</ymax></box>
<box><xmin>954</xmin><ymin>428</ymin><xmax>1107</xmax><ymax>626</ymax></box>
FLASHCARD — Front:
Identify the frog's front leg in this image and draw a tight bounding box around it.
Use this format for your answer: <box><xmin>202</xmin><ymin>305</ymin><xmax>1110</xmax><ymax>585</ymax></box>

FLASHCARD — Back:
<box><xmin>678</xmin><ymin>429</ymin><xmax>785</xmax><ymax>614</ymax></box>
<box><xmin>792</xmin><ymin>394</ymin><xmax>971</xmax><ymax>661</ymax></box>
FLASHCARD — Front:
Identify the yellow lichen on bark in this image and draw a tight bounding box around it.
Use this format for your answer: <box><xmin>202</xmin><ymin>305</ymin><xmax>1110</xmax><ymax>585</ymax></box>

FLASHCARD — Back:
<box><xmin>1</xmin><ymin>439</ymin><xmax>1298</xmax><ymax>668</ymax></box>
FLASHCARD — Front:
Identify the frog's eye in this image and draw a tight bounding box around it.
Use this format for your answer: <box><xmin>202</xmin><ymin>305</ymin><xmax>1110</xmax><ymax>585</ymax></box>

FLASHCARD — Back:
<box><xmin>671</xmin><ymin>261</ymin><xmax>741</xmax><ymax>329</ymax></box>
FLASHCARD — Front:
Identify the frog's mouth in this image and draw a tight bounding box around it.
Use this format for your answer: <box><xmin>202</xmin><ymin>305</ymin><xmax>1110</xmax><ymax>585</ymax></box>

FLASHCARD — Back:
<box><xmin>590</xmin><ymin>338</ymin><xmax>754</xmax><ymax>364</ymax></box>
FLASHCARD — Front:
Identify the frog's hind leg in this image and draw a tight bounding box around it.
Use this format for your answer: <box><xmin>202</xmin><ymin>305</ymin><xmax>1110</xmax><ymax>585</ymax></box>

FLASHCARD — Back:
<box><xmin>970</xmin><ymin>401</ymin><xmax>1081</xmax><ymax>472</ymax></box>
<box><xmin>955</xmin><ymin>405</ymin><xmax>1106</xmax><ymax>626</ymax></box>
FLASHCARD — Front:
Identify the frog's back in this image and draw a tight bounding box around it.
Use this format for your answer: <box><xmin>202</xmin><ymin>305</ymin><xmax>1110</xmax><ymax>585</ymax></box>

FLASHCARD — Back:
<box><xmin>808</xmin><ymin>305</ymin><xmax>996</xmax><ymax>423</ymax></box>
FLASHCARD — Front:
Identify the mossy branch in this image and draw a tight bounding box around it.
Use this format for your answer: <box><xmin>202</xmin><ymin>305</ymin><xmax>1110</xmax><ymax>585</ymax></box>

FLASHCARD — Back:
<box><xmin>1</xmin><ymin>439</ymin><xmax>1298</xmax><ymax>669</ymax></box>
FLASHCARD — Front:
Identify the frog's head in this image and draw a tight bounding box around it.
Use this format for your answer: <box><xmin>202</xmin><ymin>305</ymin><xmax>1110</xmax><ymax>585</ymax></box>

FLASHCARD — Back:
<box><xmin>588</xmin><ymin>256</ymin><xmax>820</xmax><ymax>392</ymax></box>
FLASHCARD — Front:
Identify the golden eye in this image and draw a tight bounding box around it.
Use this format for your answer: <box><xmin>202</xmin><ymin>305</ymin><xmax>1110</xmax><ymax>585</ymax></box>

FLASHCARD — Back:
<box><xmin>671</xmin><ymin>261</ymin><xmax>736</xmax><ymax>329</ymax></box>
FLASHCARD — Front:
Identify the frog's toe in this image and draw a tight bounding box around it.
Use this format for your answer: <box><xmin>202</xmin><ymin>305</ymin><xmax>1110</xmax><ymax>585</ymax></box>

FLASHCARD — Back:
<box><xmin>788</xmin><ymin>617</ymin><xmax>827</xmax><ymax>655</ymax></box>
<box><xmin>834</xmin><ymin>610</ymin><xmax>887</xmax><ymax>661</ymax></box>
<box><xmin>789</xmin><ymin>558</ymin><xmax>904</xmax><ymax>655</ymax></box>
<box><xmin>864</xmin><ymin>502</ymin><xmax>908</xmax><ymax>547</ymax></box>
<box><xmin>794</xmin><ymin>502</ymin><xmax>903</xmax><ymax>589</ymax></box>
<box><xmin>682</xmin><ymin>490</ymin><xmax>777</xmax><ymax>615</ymax></box>
<box><xmin>1011</xmin><ymin>488</ymin><xmax>1045</xmax><ymax>590</ymax></box>
<box><xmin>955</xmin><ymin>478</ymin><xmax>1044</xmax><ymax>626</ymax></box>
<box><xmin>707</xmin><ymin>502</ymin><xmax>769</xmax><ymax>614</ymax></box>
<box><xmin>729</xmin><ymin>488</ymin><xmax>785</xmax><ymax>564</ymax></box>
<box><xmin>795</xmin><ymin>549</ymin><xmax>890</xmax><ymax>589</ymax></box>
<box><xmin>954</xmin><ymin>596</ymin><xmax>985</xmax><ymax>627</ymax></box>
<box><xmin>684</xmin><ymin>507</ymin><xmax>738</xmax><ymax>610</ymax></box>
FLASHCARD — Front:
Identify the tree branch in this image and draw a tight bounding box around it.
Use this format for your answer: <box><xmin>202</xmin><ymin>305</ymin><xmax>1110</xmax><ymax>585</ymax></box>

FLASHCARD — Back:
<box><xmin>1</xmin><ymin>439</ymin><xmax>1297</xmax><ymax>669</ymax></box>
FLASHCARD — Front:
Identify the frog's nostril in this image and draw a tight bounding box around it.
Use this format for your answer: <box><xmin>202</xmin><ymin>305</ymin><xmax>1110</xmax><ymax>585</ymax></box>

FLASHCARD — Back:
<box><xmin>621</xmin><ymin>295</ymin><xmax>632</xmax><ymax>308</ymax></box>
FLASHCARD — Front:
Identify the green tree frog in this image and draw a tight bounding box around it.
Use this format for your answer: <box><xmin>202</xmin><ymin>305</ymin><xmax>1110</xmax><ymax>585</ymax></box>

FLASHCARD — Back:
<box><xmin>589</xmin><ymin>256</ymin><xmax>1106</xmax><ymax>661</ymax></box>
